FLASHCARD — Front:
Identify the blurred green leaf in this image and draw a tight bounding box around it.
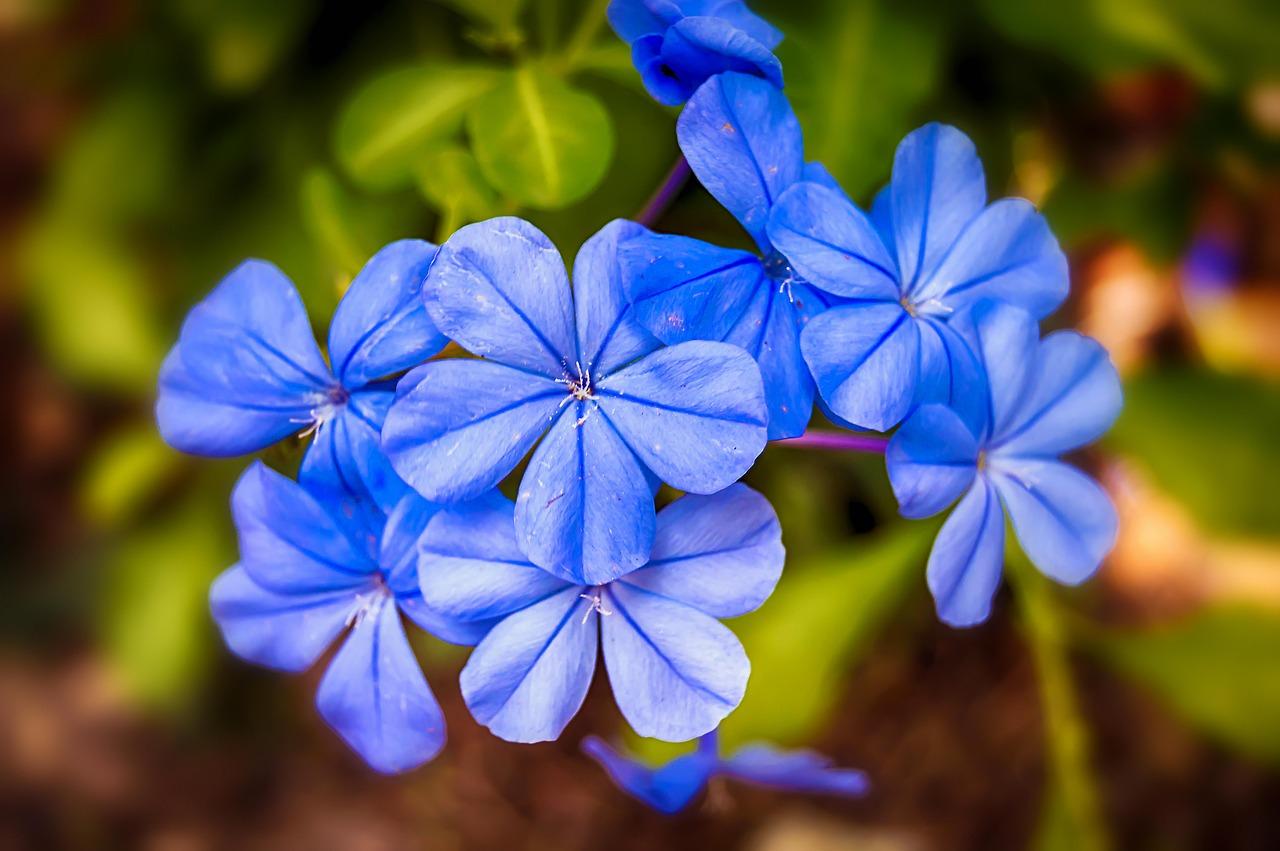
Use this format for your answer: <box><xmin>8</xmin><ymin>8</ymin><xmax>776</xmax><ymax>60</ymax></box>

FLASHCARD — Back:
<box><xmin>102</xmin><ymin>498</ymin><xmax>231</xmax><ymax>709</ymax></box>
<box><xmin>81</xmin><ymin>428</ymin><xmax>178</xmax><ymax>527</ymax></box>
<box><xmin>766</xmin><ymin>0</ymin><xmax>941</xmax><ymax>201</ymax></box>
<box><xmin>435</xmin><ymin>0</ymin><xmax>528</xmax><ymax>32</ymax></box>
<box><xmin>1042</xmin><ymin>163</ymin><xmax>1190</xmax><ymax>262</ymax></box>
<box><xmin>1107</xmin><ymin>368</ymin><xmax>1280</xmax><ymax>538</ymax></box>
<box><xmin>1083</xmin><ymin>607</ymin><xmax>1280</xmax><ymax>763</ymax></box>
<box><xmin>335</xmin><ymin>63</ymin><xmax>501</xmax><ymax>191</ymax></box>
<box><xmin>719</xmin><ymin>523</ymin><xmax>928</xmax><ymax>749</ymax></box>
<box><xmin>22</xmin><ymin>223</ymin><xmax>165</xmax><ymax>391</ymax></box>
<box><xmin>416</xmin><ymin>144</ymin><xmax>499</xmax><ymax>231</ymax></box>
<box><xmin>46</xmin><ymin>88</ymin><xmax>182</xmax><ymax>225</ymax></box>
<box><xmin>981</xmin><ymin>0</ymin><xmax>1280</xmax><ymax>88</ymax></box>
<box><xmin>467</xmin><ymin>66</ymin><xmax>614</xmax><ymax>209</ymax></box>
<box><xmin>300</xmin><ymin>167</ymin><xmax>423</xmax><ymax>285</ymax></box>
<box><xmin>172</xmin><ymin>0</ymin><xmax>311</xmax><ymax>92</ymax></box>
<box><xmin>1011</xmin><ymin>553</ymin><xmax>1109</xmax><ymax>851</ymax></box>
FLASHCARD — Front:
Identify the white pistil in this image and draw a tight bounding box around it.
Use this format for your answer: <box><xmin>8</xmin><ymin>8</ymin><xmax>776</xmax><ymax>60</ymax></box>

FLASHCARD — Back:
<box><xmin>579</xmin><ymin>591</ymin><xmax>612</xmax><ymax>624</ymax></box>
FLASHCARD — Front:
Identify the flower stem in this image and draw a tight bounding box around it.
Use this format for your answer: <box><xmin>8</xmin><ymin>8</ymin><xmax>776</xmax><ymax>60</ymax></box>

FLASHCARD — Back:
<box><xmin>776</xmin><ymin>430</ymin><xmax>888</xmax><ymax>454</ymax></box>
<box><xmin>636</xmin><ymin>155</ymin><xmax>691</xmax><ymax>228</ymax></box>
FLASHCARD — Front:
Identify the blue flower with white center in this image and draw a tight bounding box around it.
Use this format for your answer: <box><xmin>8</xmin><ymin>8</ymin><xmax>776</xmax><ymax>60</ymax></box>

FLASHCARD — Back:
<box><xmin>157</xmin><ymin>240</ymin><xmax>448</xmax><ymax>510</ymax></box>
<box><xmin>887</xmin><ymin>301</ymin><xmax>1123</xmax><ymax>627</ymax></box>
<box><xmin>381</xmin><ymin>217</ymin><xmax>769</xmax><ymax>587</ymax></box>
<box><xmin>768</xmin><ymin>122</ymin><xmax>1070</xmax><ymax>433</ymax></box>
<box><xmin>607</xmin><ymin>0</ymin><xmax>783</xmax><ymax>106</ymax></box>
<box><xmin>582</xmin><ymin>730</ymin><xmax>868</xmax><ymax>814</ymax></box>
<box><xmin>619</xmin><ymin>72</ymin><xmax>840</xmax><ymax>439</ymax></box>
<box><xmin>416</xmin><ymin>483</ymin><xmax>784</xmax><ymax>743</ymax></box>
<box><xmin>209</xmin><ymin>462</ymin><xmax>484</xmax><ymax>774</ymax></box>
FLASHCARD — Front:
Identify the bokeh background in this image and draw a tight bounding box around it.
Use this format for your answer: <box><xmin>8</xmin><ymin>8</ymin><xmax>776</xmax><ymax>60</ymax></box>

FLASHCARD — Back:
<box><xmin>3</xmin><ymin>1</ymin><xmax>1279</xmax><ymax>848</ymax></box>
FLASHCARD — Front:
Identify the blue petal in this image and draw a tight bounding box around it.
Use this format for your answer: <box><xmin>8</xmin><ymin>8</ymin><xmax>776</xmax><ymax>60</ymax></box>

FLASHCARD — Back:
<box><xmin>767</xmin><ymin>183</ymin><xmax>901</xmax><ymax>301</ymax></box>
<box><xmin>619</xmin><ymin>230</ymin><xmax>763</xmax><ymax>345</ymax></box>
<box><xmin>992</xmin><ymin>331</ymin><xmax>1123</xmax><ymax>457</ymax></box>
<box><xmin>950</xmin><ymin>301</ymin><xmax>1040</xmax><ymax>443</ymax></box>
<box><xmin>516</xmin><ymin>404</ymin><xmax>656</xmax><ymax>586</ymax></box>
<box><xmin>460</xmin><ymin>587</ymin><xmax>598</xmax><ymax>743</ymax></box>
<box><xmin>886</xmin><ymin>404</ymin><xmax>980</xmax><ymax>520</ymax></box>
<box><xmin>721</xmin><ymin>745</ymin><xmax>869</xmax><ymax>796</ymax></box>
<box><xmin>888</xmin><ymin>124</ymin><xmax>987</xmax><ymax>295</ymax></box>
<box><xmin>423</xmin><ymin>217</ymin><xmax>577</xmax><ymax>377</ymax></box>
<box><xmin>382</xmin><ymin>359</ymin><xmax>563</xmax><ymax>502</ymax></box>
<box><xmin>209</xmin><ymin>565</ymin><xmax>353</xmax><ymax>672</ymax></box>
<box><xmin>602</xmin><ymin>583</ymin><xmax>748</xmax><ymax>741</ymax></box>
<box><xmin>801</xmin><ymin>161</ymin><xmax>853</xmax><ymax>202</ymax></box>
<box><xmin>581</xmin><ymin>736</ymin><xmax>714</xmax><ymax>814</ymax></box>
<box><xmin>232</xmin><ymin>462</ymin><xmax>377</xmax><ymax>594</ymax></box>
<box><xmin>723</xmin><ymin>276</ymin><xmax>814</xmax><ymax>439</ymax></box>
<box><xmin>916</xmin><ymin>199</ymin><xmax>1068</xmax><ymax>319</ymax></box>
<box><xmin>573</xmin><ymin>219</ymin><xmax>660</xmax><ymax>375</ymax></box>
<box><xmin>299</xmin><ymin>390</ymin><xmax>409</xmax><ymax>518</ymax></box>
<box><xmin>327</xmin><ymin>239</ymin><xmax>447</xmax><ymax>389</ymax></box>
<box><xmin>419</xmin><ymin>493</ymin><xmax>573</xmax><ymax>621</ymax></box>
<box><xmin>927</xmin><ymin>477</ymin><xmax>1005</xmax><ymax>627</ymax></box>
<box><xmin>316</xmin><ymin>600</ymin><xmax>445</xmax><ymax>773</ymax></box>
<box><xmin>372</xmin><ymin>493</ymin><xmax>487</xmax><ymax>645</ymax></box>
<box><xmin>651</xmin><ymin>18</ymin><xmax>783</xmax><ymax>108</ymax></box>
<box><xmin>683</xmin><ymin>0</ymin><xmax>783</xmax><ymax>48</ymax></box>
<box><xmin>799</xmin><ymin>302</ymin><xmax>920</xmax><ymax>432</ymax></box>
<box><xmin>621</xmin><ymin>484</ymin><xmax>783</xmax><ymax>618</ymax></box>
<box><xmin>156</xmin><ymin>260</ymin><xmax>332</xmax><ymax>456</ymax></box>
<box><xmin>989</xmin><ymin>459</ymin><xmax>1117</xmax><ymax>586</ymax></box>
<box><xmin>913</xmin><ymin>318</ymin><xmax>989</xmax><ymax>439</ymax></box>
<box><xmin>596</xmin><ymin>341</ymin><xmax>769</xmax><ymax>493</ymax></box>
<box><xmin>678</xmin><ymin>72</ymin><xmax>800</xmax><ymax>249</ymax></box>
<box><xmin>607</xmin><ymin>0</ymin><xmax>671</xmax><ymax>41</ymax></box>
<box><xmin>631</xmin><ymin>34</ymin><xmax>692</xmax><ymax>106</ymax></box>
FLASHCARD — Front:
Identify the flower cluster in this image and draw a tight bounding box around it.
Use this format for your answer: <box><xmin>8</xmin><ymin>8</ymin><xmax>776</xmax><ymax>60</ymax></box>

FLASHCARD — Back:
<box><xmin>155</xmin><ymin>0</ymin><xmax>1120</xmax><ymax>814</ymax></box>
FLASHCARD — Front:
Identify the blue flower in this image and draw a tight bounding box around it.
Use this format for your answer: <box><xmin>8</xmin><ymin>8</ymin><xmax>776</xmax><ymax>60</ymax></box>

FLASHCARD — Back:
<box><xmin>381</xmin><ymin>217</ymin><xmax>769</xmax><ymax>587</ymax></box>
<box><xmin>582</xmin><ymin>730</ymin><xmax>868</xmax><ymax>814</ymax></box>
<box><xmin>157</xmin><ymin>240</ymin><xmax>448</xmax><ymax>510</ymax></box>
<box><xmin>416</xmin><ymin>483</ymin><xmax>784</xmax><ymax>743</ymax></box>
<box><xmin>607</xmin><ymin>0</ymin><xmax>783</xmax><ymax>105</ymax></box>
<box><xmin>886</xmin><ymin>301</ymin><xmax>1123</xmax><ymax>627</ymax></box>
<box><xmin>209</xmin><ymin>462</ymin><xmax>484</xmax><ymax>774</ymax></box>
<box><xmin>619</xmin><ymin>73</ymin><xmax>839</xmax><ymax>438</ymax></box>
<box><xmin>768</xmin><ymin>123</ymin><xmax>1070</xmax><ymax>432</ymax></box>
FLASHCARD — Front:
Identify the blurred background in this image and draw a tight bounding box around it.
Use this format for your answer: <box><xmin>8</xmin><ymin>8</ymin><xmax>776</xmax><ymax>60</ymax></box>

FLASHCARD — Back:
<box><xmin>2</xmin><ymin>0</ymin><xmax>1278</xmax><ymax>848</ymax></box>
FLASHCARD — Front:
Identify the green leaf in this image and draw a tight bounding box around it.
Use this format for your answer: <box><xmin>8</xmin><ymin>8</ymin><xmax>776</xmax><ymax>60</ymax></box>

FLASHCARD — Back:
<box><xmin>1083</xmin><ymin>606</ymin><xmax>1280</xmax><ymax>763</ymax></box>
<box><xmin>764</xmin><ymin>0</ymin><xmax>942</xmax><ymax>201</ymax></box>
<box><xmin>80</xmin><ymin>428</ymin><xmax>178</xmax><ymax>527</ymax></box>
<box><xmin>1041</xmin><ymin>167</ymin><xmax>1191</xmax><ymax>263</ymax></box>
<box><xmin>335</xmin><ymin>63</ymin><xmax>501</xmax><ymax>191</ymax></box>
<box><xmin>719</xmin><ymin>523</ymin><xmax>928</xmax><ymax>749</ymax></box>
<box><xmin>435</xmin><ymin>0</ymin><xmax>528</xmax><ymax>33</ymax></box>
<box><xmin>300</xmin><ymin>167</ymin><xmax>423</xmax><ymax>284</ymax></box>
<box><xmin>21</xmin><ymin>222</ymin><xmax>165</xmax><ymax>391</ymax></box>
<box><xmin>415</xmin><ymin>144</ymin><xmax>499</xmax><ymax>227</ymax></box>
<box><xmin>1106</xmin><ymin>368</ymin><xmax>1280</xmax><ymax>538</ymax></box>
<box><xmin>467</xmin><ymin>66</ymin><xmax>614</xmax><ymax>209</ymax></box>
<box><xmin>172</xmin><ymin>0</ymin><xmax>311</xmax><ymax>92</ymax></box>
<box><xmin>101</xmin><ymin>498</ymin><xmax>231</xmax><ymax>709</ymax></box>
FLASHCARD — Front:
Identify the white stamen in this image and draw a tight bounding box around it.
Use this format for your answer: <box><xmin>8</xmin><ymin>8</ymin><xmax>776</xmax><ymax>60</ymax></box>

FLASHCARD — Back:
<box><xmin>579</xmin><ymin>591</ymin><xmax>612</xmax><ymax>624</ymax></box>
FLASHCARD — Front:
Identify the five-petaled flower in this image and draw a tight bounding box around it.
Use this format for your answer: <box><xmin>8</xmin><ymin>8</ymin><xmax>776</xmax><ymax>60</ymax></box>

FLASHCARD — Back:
<box><xmin>583</xmin><ymin>730</ymin><xmax>868</xmax><ymax>814</ymax></box>
<box><xmin>417</xmin><ymin>484</ymin><xmax>784</xmax><ymax>743</ymax></box>
<box><xmin>607</xmin><ymin>0</ymin><xmax>783</xmax><ymax>105</ymax></box>
<box><xmin>768</xmin><ymin>123</ymin><xmax>1070</xmax><ymax>433</ymax></box>
<box><xmin>210</xmin><ymin>462</ymin><xmax>482</xmax><ymax>774</ymax></box>
<box><xmin>620</xmin><ymin>72</ymin><xmax>843</xmax><ymax>439</ymax></box>
<box><xmin>886</xmin><ymin>301</ymin><xmax>1123</xmax><ymax>627</ymax></box>
<box><xmin>381</xmin><ymin>217</ymin><xmax>769</xmax><ymax>587</ymax></box>
<box><xmin>156</xmin><ymin>240</ymin><xmax>448</xmax><ymax>510</ymax></box>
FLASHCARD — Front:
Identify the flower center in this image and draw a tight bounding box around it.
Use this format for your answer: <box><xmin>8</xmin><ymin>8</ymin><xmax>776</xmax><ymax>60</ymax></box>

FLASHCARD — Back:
<box><xmin>764</xmin><ymin>251</ymin><xmax>799</xmax><ymax>303</ymax></box>
<box><xmin>295</xmin><ymin>385</ymin><xmax>350</xmax><ymax>438</ymax></box>
<box><xmin>346</xmin><ymin>578</ymin><xmax>391</xmax><ymax>629</ymax></box>
<box><xmin>558</xmin><ymin>361</ymin><xmax>595</xmax><ymax>401</ymax></box>
<box><xmin>579</xmin><ymin>590</ymin><xmax>612</xmax><ymax>624</ymax></box>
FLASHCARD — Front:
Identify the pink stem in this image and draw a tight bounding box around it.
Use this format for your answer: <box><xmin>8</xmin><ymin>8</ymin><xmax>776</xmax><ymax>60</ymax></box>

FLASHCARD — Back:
<box><xmin>636</xmin><ymin>155</ymin><xmax>691</xmax><ymax>228</ymax></box>
<box><xmin>776</xmin><ymin>430</ymin><xmax>889</xmax><ymax>454</ymax></box>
